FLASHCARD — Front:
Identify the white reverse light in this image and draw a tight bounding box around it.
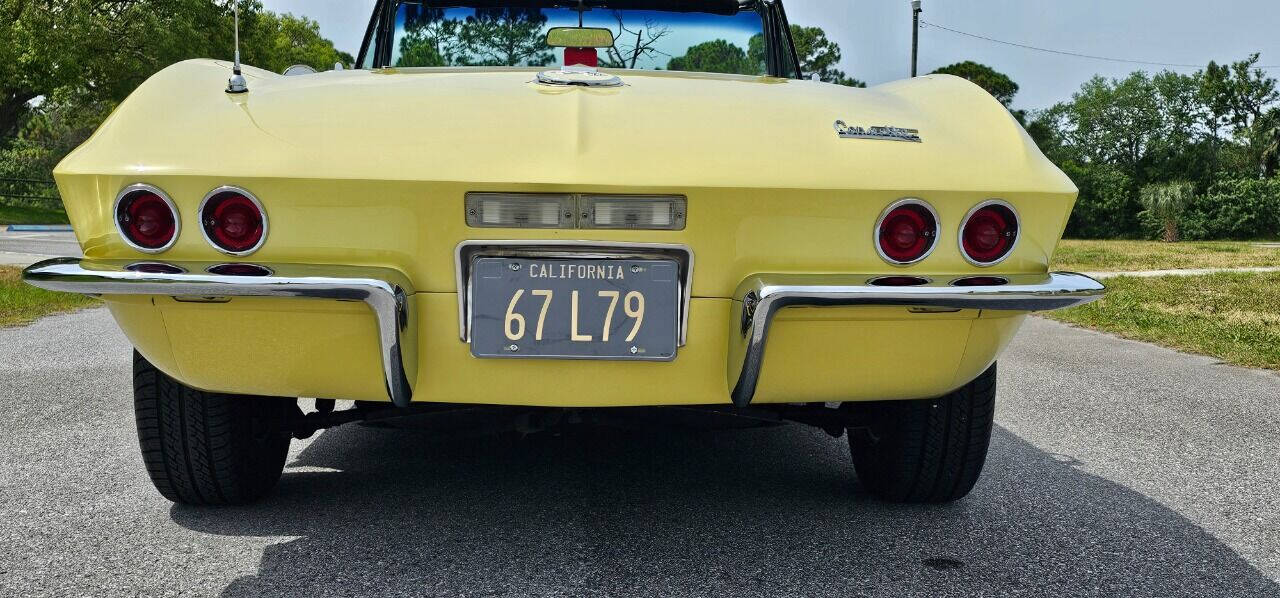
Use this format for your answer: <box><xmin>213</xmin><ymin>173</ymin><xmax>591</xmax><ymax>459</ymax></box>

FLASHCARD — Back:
<box><xmin>465</xmin><ymin>193</ymin><xmax>575</xmax><ymax>229</ymax></box>
<box><xmin>580</xmin><ymin>195</ymin><xmax>686</xmax><ymax>230</ymax></box>
<box><xmin>464</xmin><ymin>193</ymin><xmax>687</xmax><ymax>230</ymax></box>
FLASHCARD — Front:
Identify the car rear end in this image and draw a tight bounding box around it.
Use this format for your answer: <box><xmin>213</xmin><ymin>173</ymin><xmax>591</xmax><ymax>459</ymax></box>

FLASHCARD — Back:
<box><xmin>35</xmin><ymin>170</ymin><xmax>1098</xmax><ymax>409</ymax></box>
<box><xmin>21</xmin><ymin>16</ymin><xmax>1105</xmax><ymax>507</ymax></box>
<box><xmin>27</xmin><ymin>59</ymin><xmax>1105</xmax><ymax>411</ymax></box>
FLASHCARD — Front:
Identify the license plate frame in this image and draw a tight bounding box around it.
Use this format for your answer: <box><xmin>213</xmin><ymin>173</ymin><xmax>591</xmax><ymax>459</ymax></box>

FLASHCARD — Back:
<box><xmin>468</xmin><ymin>257</ymin><xmax>681</xmax><ymax>361</ymax></box>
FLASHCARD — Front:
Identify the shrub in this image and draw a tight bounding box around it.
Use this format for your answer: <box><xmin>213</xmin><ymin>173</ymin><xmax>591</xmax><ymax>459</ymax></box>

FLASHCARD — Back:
<box><xmin>1061</xmin><ymin>161</ymin><xmax>1140</xmax><ymax>238</ymax></box>
<box><xmin>1138</xmin><ymin>181</ymin><xmax>1194</xmax><ymax>241</ymax></box>
<box><xmin>1181</xmin><ymin>178</ymin><xmax>1280</xmax><ymax>240</ymax></box>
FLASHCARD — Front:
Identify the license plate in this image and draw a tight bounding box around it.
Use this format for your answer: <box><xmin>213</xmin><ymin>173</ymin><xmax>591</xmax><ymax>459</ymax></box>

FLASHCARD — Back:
<box><xmin>470</xmin><ymin>257</ymin><xmax>679</xmax><ymax>360</ymax></box>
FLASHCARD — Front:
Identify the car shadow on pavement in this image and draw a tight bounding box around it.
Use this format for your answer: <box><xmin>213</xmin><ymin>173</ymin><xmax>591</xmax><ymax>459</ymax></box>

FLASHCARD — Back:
<box><xmin>170</xmin><ymin>419</ymin><xmax>1279</xmax><ymax>597</ymax></box>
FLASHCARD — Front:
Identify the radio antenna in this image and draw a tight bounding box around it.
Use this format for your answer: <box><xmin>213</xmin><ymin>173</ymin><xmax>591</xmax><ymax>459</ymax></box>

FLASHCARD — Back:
<box><xmin>226</xmin><ymin>1</ymin><xmax>248</xmax><ymax>93</ymax></box>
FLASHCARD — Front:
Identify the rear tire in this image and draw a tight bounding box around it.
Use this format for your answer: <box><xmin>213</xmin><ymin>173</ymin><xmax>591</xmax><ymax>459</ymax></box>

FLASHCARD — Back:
<box><xmin>133</xmin><ymin>351</ymin><xmax>293</xmax><ymax>505</ymax></box>
<box><xmin>847</xmin><ymin>363</ymin><xmax>997</xmax><ymax>503</ymax></box>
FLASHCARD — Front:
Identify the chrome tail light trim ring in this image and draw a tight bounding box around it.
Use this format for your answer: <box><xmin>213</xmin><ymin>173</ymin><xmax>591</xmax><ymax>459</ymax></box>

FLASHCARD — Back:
<box><xmin>199</xmin><ymin>185</ymin><xmax>269</xmax><ymax>257</ymax></box>
<box><xmin>958</xmin><ymin>199</ymin><xmax>1020</xmax><ymax>267</ymax></box>
<box><xmin>114</xmin><ymin>183</ymin><xmax>181</xmax><ymax>254</ymax></box>
<box><xmin>873</xmin><ymin>197</ymin><xmax>940</xmax><ymax>266</ymax></box>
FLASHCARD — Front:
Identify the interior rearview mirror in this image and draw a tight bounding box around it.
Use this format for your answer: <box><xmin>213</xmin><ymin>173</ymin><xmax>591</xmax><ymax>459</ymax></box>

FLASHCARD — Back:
<box><xmin>546</xmin><ymin>27</ymin><xmax>614</xmax><ymax>49</ymax></box>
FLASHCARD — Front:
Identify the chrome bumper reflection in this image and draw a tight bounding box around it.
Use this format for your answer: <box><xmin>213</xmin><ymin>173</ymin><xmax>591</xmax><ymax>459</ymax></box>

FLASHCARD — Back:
<box><xmin>22</xmin><ymin>258</ymin><xmax>414</xmax><ymax>407</ymax></box>
<box><xmin>731</xmin><ymin>272</ymin><xmax>1105</xmax><ymax>407</ymax></box>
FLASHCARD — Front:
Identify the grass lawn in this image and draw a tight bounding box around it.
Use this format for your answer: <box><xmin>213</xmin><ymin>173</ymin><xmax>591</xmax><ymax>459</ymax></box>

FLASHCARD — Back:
<box><xmin>1045</xmin><ymin>271</ymin><xmax>1280</xmax><ymax>370</ymax></box>
<box><xmin>0</xmin><ymin>266</ymin><xmax>98</xmax><ymax>327</ymax></box>
<box><xmin>1052</xmin><ymin>240</ymin><xmax>1280</xmax><ymax>272</ymax></box>
<box><xmin>0</xmin><ymin>203</ymin><xmax>70</xmax><ymax>225</ymax></box>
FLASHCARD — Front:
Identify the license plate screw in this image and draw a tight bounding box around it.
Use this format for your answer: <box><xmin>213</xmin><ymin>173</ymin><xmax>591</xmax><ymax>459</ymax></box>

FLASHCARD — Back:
<box><xmin>630</xmin><ymin>265</ymin><xmax>642</xmax><ymax>273</ymax></box>
<box><xmin>508</xmin><ymin>263</ymin><xmax>521</xmax><ymax>271</ymax></box>
<box><xmin>630</xmin><ymin>346</ymin><xmax>639</xmax><ymax>354</ymax></box>
<box><xmin>508</xmin><ymin>344</ymin><xmax>519</xmax><ymax>352</ymax></box>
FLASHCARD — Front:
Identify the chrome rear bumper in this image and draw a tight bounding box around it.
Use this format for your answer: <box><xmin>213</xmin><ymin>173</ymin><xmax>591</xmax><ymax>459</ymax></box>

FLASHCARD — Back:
<box><xmin>22</xmin><ymin>257</ymin><xmax>415</xmax><ymax>407</ymax></box>
<box><xmin>730</xmin><ymin>272</ymin><xmax>1105</xmax><ymax>407</ymax></box>
<box><xmin>24</xmin><ymin>258</ymin><xmax>1102</xmax><ymax>410</ymax></box>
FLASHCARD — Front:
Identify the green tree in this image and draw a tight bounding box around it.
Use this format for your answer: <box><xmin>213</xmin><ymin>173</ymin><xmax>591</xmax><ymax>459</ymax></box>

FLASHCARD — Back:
<box><xmin>459</xmin><ymin>8</ymin><xmax>552</xmax><ymax>67</ymax></box>
<box><xmin>1025</xmin><ymin>104</ymin><xmax>1068</xmax><ymax>161</ymax></box>
<box><xmin>0</xmin><ymin>92</ymin><xmax>112</xmax><ymax>205</ymax></box>
<box><xmin>397</xmin><ymin>7</ymin><xmax>554</xmax><ymax>68</ymax></box>
<box><xmin>246</xmin><ymin>12</ymin><xmax>352</xmax><ymax>73</ymax></box>
<box><xmin>396</xmin><ymin>7</ymin><xmax>465</xmax><ymax>67</ymax></box>
<box><xmin>1180</xmin><ymin>178</ymin><xmax>1280</xmax><ymax>240</ymax></box>
<box><xmin>1146</xmin><ymin>70</ymin><xmax>1215</xmax><ymax>185</ymax></box>
<box><xmin>931</xmin><ymin>61</ymin><xmax>1018</xmax><ymax>107</ymax></box>
<box><xmin>668</xmin><ymin>40</ymin><xmax>754</xmax><ymax>75</ymax></box>
<box><xmin>1057</xmin><ymin>73</ymin><xmax>1166</xmax><ymax>179</ymax></box>
<box><xmin>1202</xmin><ymin>54</ymin><xmax>1279</xmax><ymax>178</ymax></box>
<box><xmin>1</xmin><ymin>0</ymin><xmax>351</xmax><ymax>199</ymax></box>
<box><xmin>0</xmin><ymin>0</ymin><xmax>175</xmax><ymax>140</ymax></box>
<box><xmin>1258</xmin><ymin>109</ymin><xmax>1280</xmax><ymax>178</ymax></box>
<box><xmin>1</xmin><ymin>0</ymin><xmax>351</xmax><ymax>140</ymax></box>
<box><xmin>398</xmin><ymin>35</ymin><xmax>446</xmax><ymax>68</ymax></box>
<box><xmin>1029</xmin><ymin>56</ymin><xmax>1277</xmax><ymax>240</ymax></box>
<box><xmin>789</xmin><ymin>25</ymin><xmax>863</xmax><ymax>86</ymax></box>
<box><xmin>1058</xmin><ymin>161</ymin><xmax>1141</xmax><ymax>239</ymax></box>
<box><xmin>1203</xmin><ymin>54</ymin><xmax>1278</xmax><ymax>132</ymax></box>
<box><xmin>747</xmin><ymin>24</ymin><xmax>864</xmax><ymax>86</ymax></box>
<box><xmin>1139</xmin><ymin>181</ymin><xmax>1194</xmax><ymax>241</ymax></box>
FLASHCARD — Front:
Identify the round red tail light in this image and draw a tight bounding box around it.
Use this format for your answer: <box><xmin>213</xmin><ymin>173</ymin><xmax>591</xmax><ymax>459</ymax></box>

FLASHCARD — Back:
<box><xmin>200</xmin><ymin>187</ymin><xmax>266</xmax><ymax>255</ymax></box>
<box><xmin>115</xmin><ymin>185</ymin><xmax>179</xmax><ymax>253</ymax></box>
<box><xmin>875</xmin><ymin>199</ymin><xmax>938</xmax><ymax>265</ymax></box>
<box><xmin>960</xmin><ymin>201</ymin><xmax>1018</xmax><ymax>266</ymax></box>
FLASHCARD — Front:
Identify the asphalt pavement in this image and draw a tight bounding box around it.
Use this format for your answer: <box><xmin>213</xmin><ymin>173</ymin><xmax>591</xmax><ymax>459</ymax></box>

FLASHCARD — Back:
<box><xmin>0</xmin><ymin>230</ymin><xmax>81</xmax><ymax>266</ymax></box>
<box><xmin>1</xmin><ymin>309</ymin><xmax>1278</xmax><ymax>597</ymax></box>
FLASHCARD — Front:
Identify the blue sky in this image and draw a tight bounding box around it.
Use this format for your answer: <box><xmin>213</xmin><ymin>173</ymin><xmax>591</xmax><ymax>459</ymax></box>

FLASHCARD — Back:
<box><xmin>262</xmin><ymin>0</ymin><xmax>1280</xmax><ymax>111</ymax></box>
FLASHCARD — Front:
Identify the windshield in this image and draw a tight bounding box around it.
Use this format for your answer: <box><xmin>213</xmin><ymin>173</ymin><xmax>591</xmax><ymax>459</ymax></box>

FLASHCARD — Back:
<box><xmin>379</xmin><ymin>3</ymin><xmax>767</xmax><ymax>75</ymax></box>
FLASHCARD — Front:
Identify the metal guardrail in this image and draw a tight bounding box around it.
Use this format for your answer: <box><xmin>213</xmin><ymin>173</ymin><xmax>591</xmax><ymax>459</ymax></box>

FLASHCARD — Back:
<box><xmin>0</xmin><ymin>177</ymin><xmax>64</xmax><ymax>209</ymax></box>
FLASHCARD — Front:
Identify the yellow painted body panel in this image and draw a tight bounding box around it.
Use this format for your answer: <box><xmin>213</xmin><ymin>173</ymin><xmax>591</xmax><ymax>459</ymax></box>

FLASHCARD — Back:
<box><xmin>113</xmin><ymin>293</ymin><xmax>1026</xmax><ymax>406</ymax></box>
<box><xmin>56</xmin><ymin>59</ymin><xmax>1076</xmax><ymax>405</ymax></box>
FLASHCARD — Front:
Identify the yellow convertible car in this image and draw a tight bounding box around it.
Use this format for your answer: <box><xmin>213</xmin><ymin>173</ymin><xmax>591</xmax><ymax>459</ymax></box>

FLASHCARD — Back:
<box><xmin>25</xmin><ymin>0</ymin><xmax>1103</xmax><ymax>505</ymax></box>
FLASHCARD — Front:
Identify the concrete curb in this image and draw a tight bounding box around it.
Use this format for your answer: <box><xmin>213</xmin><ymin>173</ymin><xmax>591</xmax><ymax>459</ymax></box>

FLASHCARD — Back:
<box><xmin>6</xmin><ymin>224</ymin><xmax>73</xmax><ymax>232</ymax></box>
<box><xmin>1083</xmin><ymin>266</ymin><xmax>1280</xmax><ymax>279</ymax></box>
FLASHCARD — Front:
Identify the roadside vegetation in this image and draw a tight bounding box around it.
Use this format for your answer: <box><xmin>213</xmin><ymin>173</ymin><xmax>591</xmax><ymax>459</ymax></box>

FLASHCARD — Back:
<box><xmin>1033</xmin><ymin>56</ymin><xmax>1280</xmax><ymax>368</ymax></box>
<box><xmin>1046</xmin><ymin>271</ymin><xmax>1280</xmax><ymax>370</ymax></box>
<box><xmin>0</xmin><ymin>266</ymin><xmax>97</xmax><ymax>327</ymax></box>
<box><xmin>0</xmin><ymin>204</ymin><xmax>69</xmax><ymax>226</ymax></box>
<box><xmin>1052</xmin><ymin>240</ymin><xmax>1280</xmax><ymax>272</ymax></box>
<box><xmin>3</xmin><ymin>1</ymin><xmax>354</xmax><ymax>215</ymax></box>
<box><xmin>1030</xmin><ymin>55</ymin><xmax>1279</xmax><ymax>242</ymax></box>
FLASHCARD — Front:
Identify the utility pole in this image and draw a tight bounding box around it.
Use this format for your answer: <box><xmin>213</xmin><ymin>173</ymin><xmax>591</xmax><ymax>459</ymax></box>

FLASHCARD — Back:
<box><xmin>911</xmin><ymin>0</ymin><xmax>922</xmax><ymax>77</ymax></box>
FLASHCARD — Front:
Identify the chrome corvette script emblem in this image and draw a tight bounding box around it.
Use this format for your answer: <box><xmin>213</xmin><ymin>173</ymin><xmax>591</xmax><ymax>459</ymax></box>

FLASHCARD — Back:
<box><xmin>834</xmin><ymin>120</ymin><xmax>922</xmax><ymax>142</ymax></box>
